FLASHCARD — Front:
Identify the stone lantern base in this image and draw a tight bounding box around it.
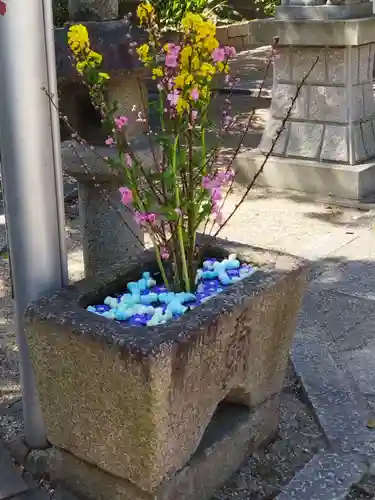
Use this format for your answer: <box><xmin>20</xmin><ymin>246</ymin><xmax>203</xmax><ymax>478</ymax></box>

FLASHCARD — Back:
<box><xmin>243</xmin><ymin>16</ymin><xmax>375</xmax><ymax>201</ymax></box>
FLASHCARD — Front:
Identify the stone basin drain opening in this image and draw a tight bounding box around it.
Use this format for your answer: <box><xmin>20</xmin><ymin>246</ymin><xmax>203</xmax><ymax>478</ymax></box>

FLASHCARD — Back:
<box><xmin>190</xmin><ymin>400</ymin><xmax>251</xmax><ymax>464</ymax></box>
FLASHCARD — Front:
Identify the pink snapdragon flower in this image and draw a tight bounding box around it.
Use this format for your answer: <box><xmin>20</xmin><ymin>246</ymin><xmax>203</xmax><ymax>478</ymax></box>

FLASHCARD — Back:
<box><xmin>165</xmin><ymin>44</ymin><xmax>181</xmax><ymax>68</ymax></box>
<box><xmin>190</xmin><ymin>88</ymin><xmax>199</xmax><ymax>101</ymax></box>
<box><xmin>202</xmin><ymin>169</ymin><xmax>234</xmax><ymax>225</ymax></box>
<box><xmin>115</xmin><ymin>115</ymin><xmax>129</xmax><ymax>130</ymax></box>
<box><xmin>167</xmin><ymin>90</ymin><xmax>180</xmax><ymax>107</ymax></box>
<box><xmin>125</xmin><ymin>153</ymin><xmax>133</xmax><ymax>168</ymax></box>
<box><xmin>212</xmin><ymin>47</ymin><xmax>225</xmax><ymax>63</ymax></box>
<box><xmin>119</xmin><ymin>187</ymin><xmax>133</xmax><ymax>206</ymax></box>
<box><xmin>134</xmin><ymin>211</ymin><xmax>157</xmax><ymax>226</ymax></box>
<box><xmin>224</xmin><ymin>46</ymin><xmax>236</xmax><ymax>58</ymax></box>
<box><xmin>105</xmin><ymin>137</ymin><xmax>114</xmax><ymax>146</ymax></box>
<box><xmin>161</xmin><ymin>246</ymin><xmax>170</xmax><ymax>260</ymax></box>
<box><xmin>191</xmin><ymin>110</ymin><xmax>198</xmax><ymax>122</ymax></box>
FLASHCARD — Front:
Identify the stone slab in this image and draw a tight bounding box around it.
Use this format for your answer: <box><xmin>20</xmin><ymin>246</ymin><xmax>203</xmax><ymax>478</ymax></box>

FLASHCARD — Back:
<box><xmin>45</xmin><ymin>396</ymin><xmax>280</xmax><ymax>500</ymax></box>
<box><xmin>12</xmin><ymin>490</ymin><xmax>51</xmax><ymax>500</ymax></box>
<box><xmin>291</xmin><ymin>331</ymin><xmax>375</xmax><ymax>454</ymax></box>
<box><xmin>339</xmin><ymin>337</ymin><xmax>375</xmax><ymax>397</ymax></box>
<box><xmin>275</xmin><ymin>4</ymin><xmax>374</xmax><ymax>20</ymax></box>
<box><xmin>297</xmin><ymin>288</ymin><xmax>375</xmax><ymax>343</ymax></box>
<box><xmin>275</xmin><ymin>452</ymin><xmax>366</xmax><ymax>500</ymax></box>
<box><xmin>248</xmin><ymin>17</ymin><xmax>375</xmax><ymax>47</ymax></box>
<box><xmin>233</xmin><ymin>151</ymin><xmax>375</xmax><ymax>201</ymax></box>
<box><xmin>0</xmin><ymin>441</ymin><xmax>29</xmax><ymax>499</ymax></box>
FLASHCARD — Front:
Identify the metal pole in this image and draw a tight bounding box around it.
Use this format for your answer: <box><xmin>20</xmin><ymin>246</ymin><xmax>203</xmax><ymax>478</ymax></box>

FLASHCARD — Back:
<box><xmin>0</xmin><ymin>0</ymin><xmax>68</xmax><ymax>448</ymax></box>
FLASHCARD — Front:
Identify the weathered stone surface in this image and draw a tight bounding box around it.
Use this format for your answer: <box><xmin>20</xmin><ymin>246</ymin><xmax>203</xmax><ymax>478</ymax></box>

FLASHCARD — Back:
<box><xmin>360</xmin><ymin>121</ymin><xmax>375</xmax><ymax>159</ymax></box>
<box><xmin>326</xmin><ymin>48</ymin><xmax>346</xmax><ymax>85</ymax></box>
<box><xmin>62</xmin><ymin>140</ymin><xmax>148</xmax><ymax>278</ymax></box>
<box><xmin>25</xmin><ymin>241</ymin><xmax>308</xmax><ymax>493</ymax></box>
<box><xmin>287</xmin><ymin>123</ymin><xmax>324</xmax><ymax>159</ymax></box>
<box><xmin>259</xmin><ymin>119</ymin><xmax>290</xmax><ymax>156</ymax></box>
<box><xmin>275</xmin><ymin>4</ymin><xmax>373</xmax><ymax>19</ymax></box>
<box><xmin>271</xmin><ymin>84</ymin><xmax>308</xmax><ymax>119</ymax></box>
<box><xmin>351</xmin><ymin>85</ymin><xmax>364</xmax><ymax>122</ymax></box>
<box><xmin>359</xmin><ymin>43</ymin><xmax>371</xmax><ymax>84</ymax></box>
<box><xmin>106</xmin><ymin>75</ymin><xmax>148</xmax><ymax>138</ymax></box>
<box><xmin>352</xmin><ymin>124</ymin><xmax>367</xmax><ymax>163</ymax></box>
<box><xmin>0</xmin><ymin>441</ymin><xmax>29</xmax><ymax>499</ymax></box>
<box><xmin>248</xmin><ymin>17</ymin><xmax>375</xmax><ymax>47</ymax></box>
<box><xmin>291</xmin><ymin>47</ymin><xmax>326</xmax><ymax>83</ymax></box>
<box><xmin>54</xmin><ymin>21</ymin><xmax>146</xmax><ymax>82</ymax></box>
<box><xmin>275</xmin><ymin>452</ymin><xmax>366</xmax><ymax>500</ymax></box>
<box><xmin>363</xmin><ymin>84</ymin><xmax>375</xmax><ymax>119</ymax></box>
<box><xmin>68</xmin><ymin>0</ymin><xmax>119</xmax><ymax>20</ymax></box>
<box><xmin>274</xmin><ymin>48</ymin><xmax>291</xmax><ymax>82</ymax></box>
<box><xmin>43</xmin><ymin>396</ymin><xmax>280</xmax><ymax>500</ymax></box>
<box><xmin>309</xmin><ymin>86</ymin><xmax>347</xmax><ymax>123</ymax></box>
<box><xmin>320</xmin><ymin>125</ymin><xmax>348</xmax><ymax>163</ymax></box>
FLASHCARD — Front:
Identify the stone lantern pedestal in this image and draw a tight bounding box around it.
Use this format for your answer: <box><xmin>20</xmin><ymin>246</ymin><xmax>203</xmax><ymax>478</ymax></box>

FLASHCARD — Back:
<box><xmin>240</xmin><ymin>14</ymin><xmax>375</xmax><ymax>201</ymax></box>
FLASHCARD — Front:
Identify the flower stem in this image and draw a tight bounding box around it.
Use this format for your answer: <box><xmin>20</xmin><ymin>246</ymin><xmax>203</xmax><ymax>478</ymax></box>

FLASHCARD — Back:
<box><xmin>172</xmin><ymin>136</ymin><xmax>190</xmax><ymax>293</ymax></box>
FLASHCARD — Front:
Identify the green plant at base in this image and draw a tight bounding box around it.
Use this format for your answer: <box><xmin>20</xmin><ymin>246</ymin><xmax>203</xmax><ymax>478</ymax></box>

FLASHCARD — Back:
<box><xmin>150</xmin><ymin>0</ymin><xmax>241</xmax><ymax>30</ymax></box>
<box><xmin>253</xmin><ymin>0</ymin><xmax>279</xmax><ymax>17</ymax></box>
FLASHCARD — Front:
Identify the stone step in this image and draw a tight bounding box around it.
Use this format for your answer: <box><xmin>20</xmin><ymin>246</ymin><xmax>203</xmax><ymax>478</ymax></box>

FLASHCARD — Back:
<box><xmin>275</xmin><ymin>452</ymin><xmax>366</xmax><ymax>500</ymax></box>
<box><xmin>0</xmin><ymin>441</ymin><xmax>29</xmax><ymax>499</ymax></box>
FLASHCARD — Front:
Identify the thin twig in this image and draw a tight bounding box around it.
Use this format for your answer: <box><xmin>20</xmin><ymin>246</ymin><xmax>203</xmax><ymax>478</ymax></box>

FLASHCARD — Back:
<box><xmin>203</xmin><ymin>40</ymin><xmax>277</xmax><ymax>236</ymax></box>
<box><xmin>211</xmin><ymin>55</ymin><xmax>320</xmax><ymax>241</ymax></box>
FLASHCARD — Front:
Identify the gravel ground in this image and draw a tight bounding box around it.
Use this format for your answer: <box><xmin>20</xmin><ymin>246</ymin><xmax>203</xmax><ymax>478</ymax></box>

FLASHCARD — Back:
<box><xmin>213</xmin><ymin>365</ymin><xmax>327</xmax><ymax>499</ymax></box>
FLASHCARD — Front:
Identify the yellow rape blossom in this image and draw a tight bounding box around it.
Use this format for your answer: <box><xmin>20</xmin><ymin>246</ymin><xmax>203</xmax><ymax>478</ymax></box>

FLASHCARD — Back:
<box><xmin>68</xmin><ymin>24</ymin><xmax>89</xmax><ymax>54</ymax></box>
<box><xmin>174</xmin><ymin>71</ymin><xmax>193</xmax><ymax>89</ymax></box>
<box><xmin>180</xmin><ymin>46</ymin><xmax>192</xmax><ymax>67</ymax></box>
<box><xmin>203</xmin><ymin>36</ymin><xmax>219</xmax><ymax>53</ymax></box>
<box><xmin>137</xmin><ymin>43</ymin><xmax>152</xmax><ymax>64</ymax></box>
<box><xmin>199</xmin><ymin>62</ymin><xmax>216</xmax><ymax>79</ymax></box>
<box><xmin>137</xmin><ymin>2</ymin><xmax>154</xmax><ymax>24</ymax></box>
<box><xmin>176</xmin><ymin>97</ymin><xmax>189</xmax><ymax>115</ymax></box>
<box><xmin>152</xmin><ymin>67</ymin><xmax>164</xmax><ymax>78</ymax></box>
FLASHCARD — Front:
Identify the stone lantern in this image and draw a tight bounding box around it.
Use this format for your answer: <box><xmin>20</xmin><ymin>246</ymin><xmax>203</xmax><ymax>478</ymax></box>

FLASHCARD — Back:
<box><xmin>241</xmin><ymin>1</ymin><xmax>375</xmax><ymax>201</ymax></box>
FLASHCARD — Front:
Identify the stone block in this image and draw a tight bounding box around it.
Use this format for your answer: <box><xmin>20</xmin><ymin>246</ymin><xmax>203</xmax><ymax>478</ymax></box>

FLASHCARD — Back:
<box><xmin>351</xmin><ymin>85</ymin><xmax>365</xmax><ymax>122</ymax></box>
<box><xmin>25</xmin><ymin>241</ymin><xmax>307</xmax><ymax>495</ymax></box>
<box><xmin>227</xmin><ymin>21</ymin><xmax>249</xmax><ymax>38</ymax></box>
<box><xmin>291</xmin><ymin>47</ymin><xmax>326</xmax><ymax>83</ymax></box>
<box><xmin>234</xmin><ymin>150</ymin><xmax>375</xmax><ymax>201</ymax></box>
<box><xmin>350</xmin><ymin>46</ymin><xmax>359</xmax><ymax>86</ymax></box>
<box><xmin>271</xmin><ymin>84</ymin><xmax>308</xmax><ymax>119</ymax></box>
<box><xmin>326</xmin><ymin>48</ymin><xmax>346</xmax><ymax>85</ymax></box>
<box><xmin>275</xmin><ymin>3</ymin><xmax>374</xmax><ymax>20</ymax></box>
<box><xmin>248</xmin><ymin>17</ymin><xmax>375</xmax><ymax>48</ymax></box>
<box><xmin>359</xmin><ymin>44</ymin><xmax>371</xmax><ymax>84</ymax></box>
<box><xmin>274</xmin><ymin>47</ymin><xmax>292</xmax><ymax>82</ymax></box>
<box><xmin>107</xmin><ymin>75</ymin><xmax>148</xmax><ymax>138</ymax></box>
<box><xmin>45</xmin><ymin>396</ymin><xmax>280</xmax><ymax>500</ymax></box>
<box><xmin>360</xmin><ymin>121</ymin><xmax>375</xmax><ymax>159</ymax></box>
<box><xmin>259</xmin><ymin>119</ymin><xmax>290</xmax><ymax>156</ymax></box>
<box><xmin>363</xmin><ymin>83</ymin><xmax>375</xmax><ymax>119</ymax></box>
<box><xmin>320</xmin><ymin>125</ymin><xmax>348</xmax><ymax>163</ymax></box>
<box><xmin>276</xmin><ymin>452</ymin><xmax>366</xmax><ymax>500</ymax></box>
<box><xmin>352</xmin><ymin>124</ymin><xmax>367</xmax><ymax>163</ymax></box>
<box><xmin>369</xmin><ymin>43</ymin><xmax>375</xmax><ymax>81</ymax></box>
<box><xmin>309</xmin><ymin>86</ymin><xmax>347</xmax><ymax>123</ymax></box>
<box><xmin>287</xmin><ymin>122</ymin><xmax>324</xmax><ymax>159</ymax></box>
<box><xmin>62</xmin><ymin>141</ymin><xmax>147</xmax><ymax>278</ymax></box>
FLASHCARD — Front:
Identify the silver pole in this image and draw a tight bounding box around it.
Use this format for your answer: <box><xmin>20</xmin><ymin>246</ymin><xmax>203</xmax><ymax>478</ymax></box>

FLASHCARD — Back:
<box><xmin>0</xmin><ymin>0</ymin><xmax>68</xmax><ymax>448</ymax></box>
